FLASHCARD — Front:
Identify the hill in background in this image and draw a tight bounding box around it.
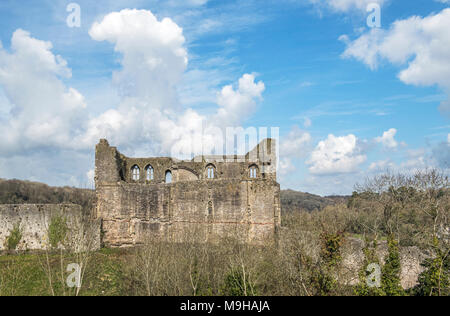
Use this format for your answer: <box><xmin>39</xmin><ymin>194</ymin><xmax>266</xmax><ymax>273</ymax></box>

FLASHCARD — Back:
<box><xmin>280</xmin><ymin>189</ymin><xmax>348</xmax><ymax>213</ymax></box>
<box><xmin>0</xmin><ymin>179</ymin><xmax>347</xmax><ymax>213</ymax></box>
<box><xmin>0</xmin><ymin>178</ymin><xmax>95</xmax><ymax>211</ymax></box>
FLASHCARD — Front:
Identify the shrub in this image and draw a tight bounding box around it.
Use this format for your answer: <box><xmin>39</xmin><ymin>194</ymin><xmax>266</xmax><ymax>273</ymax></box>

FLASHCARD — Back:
<box><xmin>354</xmin><ymin>239</ymin><xmax>385</xmax><ymax>296</ymax></box>
<box><xmin>414</xmin><ymin>238</ymin><xmax>450</xmax><ymax>296</ymax></box>
<box><xmin>221</xmin><ymin>268</ymin><xmax>257</xmax><ymax>296</ymax></box>
<box><xmin>5</xmin><ymin>222</ymin><xmax>23</xmax><ymax>251</ymax></box>
<box><xmin>48</xmin><ymin>214</ymin><xmax>68</xmax><ymax>249</ymax></box>
<box><xmin>381</xmin><ymin>236</ymin><xmax>405</xmax><ymax>296</ymax></box>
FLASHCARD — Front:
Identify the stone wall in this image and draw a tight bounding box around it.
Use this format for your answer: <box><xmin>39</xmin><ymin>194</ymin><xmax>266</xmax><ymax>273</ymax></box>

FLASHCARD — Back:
<box><xmin>0</xmin><ymin>204</ymin><xmax>100</xmax><ymax>251</ymax></box>
<box><xmin>95</xmin><ymin>139</ymin><xmax>281</xmax><ymax>247</ymax></box>
<box><xmin>341</xmin><ymin>238</ymin><xmax>427</xmax><ymax>289</ymax></box>
<box><xmin>96</xmin><ymin>179</ymin><xmax>281</xmax><ymax>247</ymax></box>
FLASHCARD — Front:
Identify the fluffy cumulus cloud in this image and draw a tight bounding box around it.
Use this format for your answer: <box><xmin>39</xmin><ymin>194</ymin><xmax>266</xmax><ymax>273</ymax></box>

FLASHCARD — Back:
<box><xmin>0</xmin><ymin>29</ymin><xmax>87</xmax><ymax>155</ymax></box>
<box><xmin>215</xmin><ymin>74</ymin><xmax>265</xmax><ymax>128</ymax></box>
<box><xmin>341</xmin><ymin>8</ymin><xmax>450</xmax><ymax>114</ymax></box>
<box><xmin>308</xmin><ymin>0</ymin><xmax>386</xmax><ymax>13</ymax></box>
<box><xmin>375</xmin><ymin>128</ymin><xmax>399</xmax><ymax>149</ymax></box>
<box><xmin>89</xmin><ymin>9</ymin><xmax>187</xmax><ymax>109</ymax></box>
<box><xmin>278</xmin><ymin>126</ymin><xmax>312</xmax><ymax>175</ymax></box>
<box><xmin>0</xmin><ymin>9</ymin><xmax>266</xmax><ymax>185</ymax></box>
<box><xmin>82</xmin><ymin>9</ymin><xmax>265</xmax><ymax>157</ymax></box>
<box><xmin>280</xmin><ymin>126</ymin><xmax>311</xmax><ymax>158</ymax></box>
<box><xmin>307</xmin><ymin>134</ymin><xmax>366</xmax><ymax>175</ymax></box>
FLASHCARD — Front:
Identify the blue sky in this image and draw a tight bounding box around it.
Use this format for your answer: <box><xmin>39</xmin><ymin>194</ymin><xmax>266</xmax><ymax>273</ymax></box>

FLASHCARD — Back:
<box><xmin>0</xmin><ymin>0</ymin><xmax>449</xmax><ymax>195</ymax></box>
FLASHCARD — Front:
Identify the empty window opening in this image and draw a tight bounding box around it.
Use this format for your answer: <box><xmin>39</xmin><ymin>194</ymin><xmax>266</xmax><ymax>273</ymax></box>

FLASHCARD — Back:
<box><xmin>207</xmin><ymin>166</ymin><xmax>215</xmax><ymax>179</ymax></box>
<box><xmin>132</xmin><ymin>165</ymin><xmax>140</xmax><ymax>181</ymax></box>
<box><xmin>165</xmin><ymin>170</ymin><xmax>172</xmax><ymax>183</ymax></box>
<box><xmin>146</xmin><ymin>165</ymin><xmax>154</xmax><ymax>181</ymax></box>
<box><xmin>249</xmin><ymin>166</ymin><xmax>258</xmax><ymax>179</ymax></box>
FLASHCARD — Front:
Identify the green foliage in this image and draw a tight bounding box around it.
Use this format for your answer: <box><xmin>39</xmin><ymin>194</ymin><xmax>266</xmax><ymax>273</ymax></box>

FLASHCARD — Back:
<box><xmin>306</xmin><ymin>231</ymin><xmax>345</xmax><ymax>296</ymax></box>
<box><xmin>354</xmin><ymin>236</ymin><xmax>405</xmax><ymax>296</ymax></box>
<box><xmin>48</xmin><ymin>215</ymin><xmax>68</xmax><ymax>249</ymax></box>
<box><xmin>190</xmin><ymin>256</ymin><xmax>213</xmax><ymax>296</ymax></box>
<box><xmin>414</xmin><ymin>238</ymin><xmax>450</xmax><ymax>296</ymax></box>
<box><xmin>354</xmin><ymin>239</ymin><xmax>385</xmax><ymax>296</ymax></box>
<box><xmin>221</xmin><ymin>268</ymin><xmax>257</xmax><ymax>296</ymax></box>
<box><xmin>5</xmin><ymin>222</ymin><xmax>23</xmax><ymax>251</ymax></box>
<box><xmin>381</xmin><ymin>236</ymin><xmax>405</xmax><ymax>296</ymax></box>
<box><xmin>309</xmin><ymin>266</ymin><xmax>338</xmax><ymax>296</ymax></box>
<box><xmin>320</xmin><ymin>231</ymin><xmax>344</xmax><ymax>267</ymax></box>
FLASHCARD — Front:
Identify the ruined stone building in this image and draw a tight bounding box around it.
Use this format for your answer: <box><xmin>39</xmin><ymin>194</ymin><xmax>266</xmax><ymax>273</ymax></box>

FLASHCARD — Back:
<box><xmin>94</xmin><ymin>138</ymin><xmax>281</xmax><ymax>247</ymax></box>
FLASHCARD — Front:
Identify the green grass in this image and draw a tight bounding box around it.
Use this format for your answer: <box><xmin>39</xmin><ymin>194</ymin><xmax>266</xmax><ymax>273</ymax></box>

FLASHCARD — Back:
<box><xmin>0</xmin><ymin>249</ymin><xmax>131</xmax><ymax>296</ymax></box>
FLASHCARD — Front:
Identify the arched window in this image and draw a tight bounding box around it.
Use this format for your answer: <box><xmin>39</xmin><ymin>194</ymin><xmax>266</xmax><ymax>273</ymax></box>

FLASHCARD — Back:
<box><xmin>145</xmin><ymin>165</ymin><xmax>154</xmax><ymax>181</ymax></box>
<box><xmin>165</xmin><ymin>170</ymin><xmax>172</xmax><ymax>183</ymax></box>
<box><xmin>249</xmin><ymin>165</ymin><xmax>258</xmax><ymax>179</ymax></box>
<box><xmin>131</xmin><ymin>165</ymin><xmax>140</xmax><ymax>181</ymax></box>
<box><xmin>206</xmin><ymin>165</ymin><xmax>215</xmax><ymax>179</ymax></box>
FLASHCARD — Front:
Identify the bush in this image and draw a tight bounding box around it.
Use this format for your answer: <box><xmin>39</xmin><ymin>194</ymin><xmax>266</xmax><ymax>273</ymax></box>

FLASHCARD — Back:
<box><xmin>221</xmin><ymin>268</ymin><xmax>257</xmax><ymax>296</ymax></box>
<box><xmin>414</xmin><ymin>238</ymin><xmax>450</xmax><ymax>296</ymax></box>
<box><xmin>381</xmin><ymin>236</ymin><xmax>404</xmax><ymax>296</ymax></box>
<box><xmin>48</xmin><ymin>215</ymin><xmax>68</xmax><ymax>249</ymax></box>
<box><xmin>5</xmin><ymin>222</ymin><xmax>23</xmax><ymax>251</ymax></box>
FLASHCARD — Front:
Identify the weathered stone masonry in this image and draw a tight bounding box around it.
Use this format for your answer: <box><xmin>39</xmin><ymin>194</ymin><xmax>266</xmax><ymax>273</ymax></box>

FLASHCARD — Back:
<box><xmin>95</xmin><ymin>138</ymin><xmax>281</xmax><ymax>247</ymax></box>
<box><xmin>0</xmin><ymin>204</ymin><xmax>99</xmax><ymax>251</ymax></box>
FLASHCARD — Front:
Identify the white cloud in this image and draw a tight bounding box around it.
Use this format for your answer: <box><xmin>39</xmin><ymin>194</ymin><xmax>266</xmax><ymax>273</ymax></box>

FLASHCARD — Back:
<box><xmin>280</xmin><ymin>126</ymin><xmax>312</xmax><ymax>158</ymax></box>
<box><xmin>308</xmin><ymin>0</ymin><xmax>386</xmax><ymax>13</ymax></box>
<box><xmin>369</xmin><ymin>159</ymin><xmax>394</xmax><ymax>171</ymax></box>
<box><xmin>214</xmin><ymin>73</ymin><xmax>265</xmax><ymax>127</ymax></box>
<box><xmin>375</xmin><ymin>128</ymin><xmax>398</xmax><ymax>149</ymax></box>
<box><xmin>86</xmin><ymin>169</ymin><xmax>95</xmax><ymax>187</ymax></box>
<box><xmin>89</xmin><ymin>9</ymin><xmax>188</xmax><ymax>110</ymax></box>
<box><xmin>341</xmin><ymin>8</ymin><xmax>450</xmax><ymax>113</ymax></box>
<box><xmin>82</xmin><ymin>9</ymin><xmax>264</xmax><ymax>158</ymax></box>
<box><xmin>0</xmin><ymin>9</ymin><xmax>266</xmax><ymax>187</ymax></box>
<box><xmin>307</xmin><ymin>134</ymin><xmax>367</xmax><ymax>175</ymax></box>
<box><xmin>279</xmin><ymin>158</ymin><xmax>296</xmax><ymax>176</ymax></box>
<box><xmin>0</xmin><ymin>29</ymin><xmax>86</xmax><ymax>155</ymax></box>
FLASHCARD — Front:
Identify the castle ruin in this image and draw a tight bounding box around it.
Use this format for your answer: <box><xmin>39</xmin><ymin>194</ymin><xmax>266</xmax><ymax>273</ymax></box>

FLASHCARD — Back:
<box><xmin>94</xmin><ymin>138</ymin><xmax>281</xmax><ymax>247</ymax></box>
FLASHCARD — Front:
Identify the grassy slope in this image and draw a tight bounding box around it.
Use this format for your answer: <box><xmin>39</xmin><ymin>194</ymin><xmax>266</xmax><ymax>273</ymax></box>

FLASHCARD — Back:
<box><xmin>0</xmin><ymin>248</ymin><xmax>130</xmax><ymax>296</ymax></box>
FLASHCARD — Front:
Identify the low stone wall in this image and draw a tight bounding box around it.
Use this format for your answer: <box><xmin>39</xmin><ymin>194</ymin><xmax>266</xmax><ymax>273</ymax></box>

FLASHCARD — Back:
<box><xmin>341</xmin><ymin>238</ymin><xmax>427</xmax><ymax>289</ymax></box>
<box><xmin>0</xmin><ymin>204</ymin><xmax>100</xmax><ymax>251</ymax></box>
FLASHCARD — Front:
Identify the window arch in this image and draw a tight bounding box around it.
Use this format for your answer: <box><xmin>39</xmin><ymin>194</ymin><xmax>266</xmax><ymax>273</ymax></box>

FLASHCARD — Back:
<box><xmin>165</xmin><ymin>170</ymin><xmax>172</xmax><ymax>183</ymax></box>
<box><xmin>131</xmin><ymin>165</ymin><xmax>140</xmax><ymax>181</ymax></box>
<box><xmin>145</xmin><ymin>165</ymin><xmax>154</xmax><ymax>181</ymax></box>
<box><xmin>249</xmin><ymin>165</ymin><xmax>258</xmax><ymax>179</ymax></box>
<box><xmin>206</xmin><ymin>164</ymin><xmax>216</xmax><ymax>179</ymax></box>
